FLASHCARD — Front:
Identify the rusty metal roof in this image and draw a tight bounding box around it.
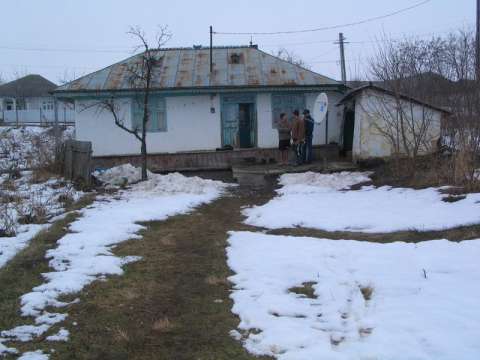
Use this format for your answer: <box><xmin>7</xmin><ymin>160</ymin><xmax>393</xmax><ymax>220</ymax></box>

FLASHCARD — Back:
<box><xmin>55</xmin><ymin>46</ymin><xmax>340</xmax><ymax>93</ymax></box>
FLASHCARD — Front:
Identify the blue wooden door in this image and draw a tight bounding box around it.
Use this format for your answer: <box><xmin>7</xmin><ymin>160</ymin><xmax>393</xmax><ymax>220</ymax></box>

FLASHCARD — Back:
<box><xmin>222</xmin><ymin>103</ymin><xmax>238</xmax><ymax>147</ymax></box>
<box><xmin>222</xmin><ymin>94</ymin><xmax>256</xmax><ymax>148</ymax></box>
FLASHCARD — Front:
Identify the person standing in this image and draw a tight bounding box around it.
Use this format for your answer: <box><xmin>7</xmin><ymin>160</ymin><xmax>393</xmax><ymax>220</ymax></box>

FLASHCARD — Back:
<box><xmin>277</xmin><ymin>112</ymin><xmax>291</xmax><ymax>165</ymax></box>
<box><xmin>303</xmin><ymin>109</ymin><xmax>315</xmax><ymax>164</ymax></box>
<box><xmin>291</xmin><ymin>109</ymin><xmax>305</xmax><ymax>165</ymax></box>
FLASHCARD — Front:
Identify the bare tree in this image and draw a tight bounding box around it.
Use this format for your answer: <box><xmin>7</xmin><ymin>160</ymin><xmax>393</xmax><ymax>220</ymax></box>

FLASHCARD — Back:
<box><xmin>274</xmin><ymin>48</ymin><xmax>311</xmax><ymax>69</ymax></box>
<box><xmin>89</xmin><ymin>26</ymin><xmax>171</xmax><ymax>181</ymax></box>
<box><xmin>367</xmin><ymin>36</ymin><xmax>444</xmax><ymax>173</ymax></box>
<box><xmin>58</xmin><ymin>69</ymin><xmax>87</xmax><ymax>86</ymax></box>
<box><xmin>367</xmin><ymin>29</ymin><xmax>479</xmax><ymax>187</ymax></box>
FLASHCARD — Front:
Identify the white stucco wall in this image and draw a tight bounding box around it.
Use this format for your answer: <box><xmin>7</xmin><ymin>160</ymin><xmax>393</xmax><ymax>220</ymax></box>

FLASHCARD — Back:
<box><xmin>75</xmin><ymin>91</ymin><xmax>345</xmax><ymax>157</ymax></box>
<box><xmin>352</xmin><ymin>90</ymin><xmax>442</xmax><ymax>160</ymax></box>
<box><xmin>76</xmin><ymin>95</ymin><xmax>222</xmax><ymax>156</ymax></box>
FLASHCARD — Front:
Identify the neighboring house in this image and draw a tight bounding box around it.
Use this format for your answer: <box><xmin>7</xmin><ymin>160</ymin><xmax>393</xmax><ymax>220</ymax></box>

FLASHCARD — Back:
<box><xmin>0</xmin><ymin>74</ymin><xmax>73</xmax><ymax>124</ymax></box>
<box><xmin>338</xmin><ymin>84</ymin><xmax>449</xmax><ymax>161</ymax></box>
<box><xmin>53</xmin><ymin>45</ymin><xmax>346</xmax><ymax>170</ymax></box>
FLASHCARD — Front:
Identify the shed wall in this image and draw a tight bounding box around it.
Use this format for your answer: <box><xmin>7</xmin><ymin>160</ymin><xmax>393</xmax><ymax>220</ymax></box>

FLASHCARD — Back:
<box><xmin>352</xmin><ymin>91</ymin><xmax>442</xmax><ymax>160</ymax></box>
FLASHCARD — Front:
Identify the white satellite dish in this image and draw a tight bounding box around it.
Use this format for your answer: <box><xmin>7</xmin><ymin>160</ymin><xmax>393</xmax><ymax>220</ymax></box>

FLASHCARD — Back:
<box><xmin>312</xmin><ymin>93</ymin><xmax>328</xmax><ymax>124</ymax></box>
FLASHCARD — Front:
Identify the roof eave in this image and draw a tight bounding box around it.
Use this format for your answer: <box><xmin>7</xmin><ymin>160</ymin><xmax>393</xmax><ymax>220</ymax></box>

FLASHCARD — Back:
<box><xmin>53</xmin><ymin>84</ymin><xmax>347</xmax><ymax>99</ymax></box>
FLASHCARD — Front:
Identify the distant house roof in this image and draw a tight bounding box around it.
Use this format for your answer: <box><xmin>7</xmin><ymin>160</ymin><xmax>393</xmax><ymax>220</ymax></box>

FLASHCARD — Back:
<box><xmin>55</xmin><ymin>46</ymin><xmax>342</xmax><ymax>95</ymax></box>
<box><xmin>0</xmin><ymin>74</ymin><xmax>57</xmax><ymax>97</ymax></box>
<box><xmin>338</xmin><ymin>83</ymin><xmax>450</xmax><ymax>114</ymax></box>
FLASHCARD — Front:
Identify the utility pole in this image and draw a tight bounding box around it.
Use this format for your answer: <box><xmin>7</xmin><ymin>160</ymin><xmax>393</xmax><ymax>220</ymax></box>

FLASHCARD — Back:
<box><xmin>210</xmin><ymin>26</ymin><xmax>213</xmax><ymax>74</ymax></box>
<box><xmin>476</xmin><ymin>0</ymin><xmax>480</xmax><ymax>80</ymax></box>
<box><xmin>335</xmin><ymin>33</ymin><xmax>347</xmax><ymax>85</ymax></box>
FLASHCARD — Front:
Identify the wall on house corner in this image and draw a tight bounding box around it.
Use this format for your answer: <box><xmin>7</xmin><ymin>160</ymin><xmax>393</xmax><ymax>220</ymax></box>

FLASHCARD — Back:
<box><xmin>75</xmin><ymin>95</ymin><xmax>222</xmax><ymax>157</ymax></box>
<box><xmin>257</xmin><ymin>91</ymin><xmax>344</xmax><ymax>148</ymax></box>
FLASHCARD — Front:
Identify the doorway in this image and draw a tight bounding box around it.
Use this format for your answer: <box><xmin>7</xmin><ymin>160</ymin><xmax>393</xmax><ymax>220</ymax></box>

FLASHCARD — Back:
<box><xmin>221</xmin><ymin>95</ymin><xmax>256</xmax><ymax>148</ymax></box>
<box><xmin>343</xmin><ymin>108</ymin><xmax>355</xmax><ymax>152</ymax></box>
<box><xmin>238</xmin><ymin>103</ymin><xmax>254</xmax><ymax>148</ymax></box>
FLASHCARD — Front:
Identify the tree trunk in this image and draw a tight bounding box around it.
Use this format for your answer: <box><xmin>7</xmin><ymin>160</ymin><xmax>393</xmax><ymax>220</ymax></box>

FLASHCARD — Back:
<box><xmin>141</xmin><ymin>129</ymin><xmax>147</xmax><ymax>181</ymax></box>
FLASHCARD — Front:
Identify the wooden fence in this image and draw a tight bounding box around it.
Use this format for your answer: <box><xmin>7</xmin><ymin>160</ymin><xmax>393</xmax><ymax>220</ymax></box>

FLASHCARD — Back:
<box><xmin>63</xmin><ymin>140</ymin><xmax>92</xmax><ymax>185</ymax></box>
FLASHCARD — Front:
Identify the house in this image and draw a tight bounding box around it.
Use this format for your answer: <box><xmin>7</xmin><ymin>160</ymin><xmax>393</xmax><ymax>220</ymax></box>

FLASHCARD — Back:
<box><xmin>338</xmin><ymin>84</ymin><xmax>449</xmax><ymax>161</ymax></box>
<box><xmin>53</xmin><ymin>45</ymin><xmax>346</xmax><ymax>171</ymax></box>
<box><xmin>0</xmin><ymin>74</ymin><xmax>73</xmax><ymax>125</ymax></box>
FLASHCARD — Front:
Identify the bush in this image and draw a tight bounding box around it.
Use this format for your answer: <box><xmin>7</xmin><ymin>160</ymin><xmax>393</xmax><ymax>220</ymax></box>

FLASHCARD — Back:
<box><xmin>0</xmin><ymin>202</ymin><xmax>17</xmax><ymax>237</ymax></box>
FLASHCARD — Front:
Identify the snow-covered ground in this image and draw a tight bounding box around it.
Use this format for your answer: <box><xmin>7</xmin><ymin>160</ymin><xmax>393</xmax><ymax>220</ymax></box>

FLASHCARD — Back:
<box><xmin>244</xmin><ymin>172</ymin><xmax>480</xmax><ymax>233</ymax></box>
<box><xmin>0</xmin><ymin>171</ymin><xmax>83</xmax><ymax>269</ymax></box>
<box><xmin>0</xmin><ymin>126</ymin><xmax>73</xmax><ymax>172</ymax></box>
<box><xmin>0</xmin><ymin>166</ymin><xmax>230</xmax><ymax>358</ymax></box>
<box><xmin>227</xmin><ymin>231</ymin><xmax>480</xmax><ymax>360</ymax></box>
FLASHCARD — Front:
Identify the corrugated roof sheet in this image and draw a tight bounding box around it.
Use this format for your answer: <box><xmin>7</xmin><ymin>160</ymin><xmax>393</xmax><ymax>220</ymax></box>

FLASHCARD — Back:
<box><xmin>55</xmin><ymin>46</ymin><xmax>340</xmax><ymax>93</ymax></box>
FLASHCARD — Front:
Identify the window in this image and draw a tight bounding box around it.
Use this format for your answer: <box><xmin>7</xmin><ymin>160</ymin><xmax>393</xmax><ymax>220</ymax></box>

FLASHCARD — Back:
<box><xmin>5</xmin><ymin>99</ymin><xmax>14</xmax><ymax>111</ymax></box>
<box><xmin>42</xmin><ymin>101</ymin><xmax>54</xmax><ymax>111</ymax></box>
<box><xmin>131</xmin><ymin>96</ymin><xmax>167</xmax><ymax>132</ymax></box>
<box><xmin>271</xmin><ymin>93</ymin><xmax>305</xmax><ymax>128</ymax></box>
<box><xmin>230</xmin><ymin>53</ymin><xmax>241</xmax><ymax>64</ymax></box>
<box><xmin>16</xmin><ymin>98</ymin><xmax>26</xmax><ymax>110</ymax></box>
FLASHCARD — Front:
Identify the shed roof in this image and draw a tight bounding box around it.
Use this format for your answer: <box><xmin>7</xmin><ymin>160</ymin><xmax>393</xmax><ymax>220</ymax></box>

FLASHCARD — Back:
<box><xmin>0</xmin><ymin>74</ymin><xmax>57</xmax><ymax>97</ymax></box>
<box><xmin>338</xmin><ymin>83</ymin><xmax>450</xmax><ymax>114</ymax></box>
<box><xmin>55</xmin><ymin>46</ymin><xmax>341</xmax><ymax>94</ymax></box>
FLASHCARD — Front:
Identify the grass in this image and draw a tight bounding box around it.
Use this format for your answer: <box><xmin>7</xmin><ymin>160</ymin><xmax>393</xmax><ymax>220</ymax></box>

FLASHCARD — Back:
<box><xmin>359</xmin><ymin>286</ymin><xmax>374</xmax><ymax>301</ymax></box>
<box><xmin>269</xmin><ymin>223</ymin><xmax>480</xmax><ymax>243</ymax></box>
<box><xmin>17</xmin><ymin>186</ymin><xmax>274</xmax><ymax>360</ymax></box>
<box><xmin>288</xmin><ymin>282</ymin><xmax>317</xmax><ymax>299</ymax></box>
<box><xmin>0</xmin><ymin>194</ymin><xmax>95</xmax><ymax>357</ymax></box>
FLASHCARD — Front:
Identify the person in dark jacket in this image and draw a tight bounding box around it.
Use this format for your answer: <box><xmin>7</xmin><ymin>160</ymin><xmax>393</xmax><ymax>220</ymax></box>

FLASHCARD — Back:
<box><xmin>303</xmin><ymin>109</ymin><xmax>315</xmax><ymax>164</ymax></box>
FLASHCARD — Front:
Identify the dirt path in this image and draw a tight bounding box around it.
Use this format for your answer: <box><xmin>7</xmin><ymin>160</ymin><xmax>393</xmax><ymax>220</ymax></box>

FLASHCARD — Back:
<box><xmin>49</xmin><ymin>186</ymin><xmax>274</xmax><ymax>360</ymax></box>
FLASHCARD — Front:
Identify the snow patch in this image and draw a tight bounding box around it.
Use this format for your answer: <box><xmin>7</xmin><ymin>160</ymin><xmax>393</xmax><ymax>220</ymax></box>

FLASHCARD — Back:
<box><xmin>0</xmin><ymin>172</ymin><xmax>83</xmax><ymax>269</ymax></box>
<box><xmin>1</xmin><ymin>324</ymin><xmax>50</xmax><ymax>342</ymax></box>
<box><xmin>227</xmin><ymin>231</ymin><xmax>480</xmax><ymax>360</ymax></box>
<box><xmin>244</xmin><ymin>172</ymin><xmax>480</xmax><ymax>233</ymax></box>
<box><xmin>46</xmin><ymin>328</ymin><xmax>69</xmax><ymax>342</ymax></box>
<box><xmin>18</xmin><ymin>350</ymin><xmax>49</xmax><ymax>360</ymax></box>
<box><xmin>93</xmin><ymin>163</ymin><xmax>152</xmax><ymax>186</ymax></box>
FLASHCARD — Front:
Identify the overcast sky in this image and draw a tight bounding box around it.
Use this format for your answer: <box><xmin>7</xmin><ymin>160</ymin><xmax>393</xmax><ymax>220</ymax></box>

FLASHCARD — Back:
<box><xmin>0</xmin><ymin>0</ymin><xmax>475</xmax><ymax>85</ymax></box>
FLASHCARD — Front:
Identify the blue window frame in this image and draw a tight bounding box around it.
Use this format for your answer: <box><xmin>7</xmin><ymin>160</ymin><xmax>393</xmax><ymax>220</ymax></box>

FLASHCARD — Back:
<box><xmin>271</xmin><ymin>93</ymin><xmax>306</xmax><ymax>128</ymax></box>
<box><xmin>131</xmin><ymin>96</ymin><xmax>167</xmax><ymax>132</ymax></box>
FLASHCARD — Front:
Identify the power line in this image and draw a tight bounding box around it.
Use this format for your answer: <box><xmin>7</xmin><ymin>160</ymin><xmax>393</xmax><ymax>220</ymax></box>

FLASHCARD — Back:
<box><xmin>258</xmin><ymin>20</ymin><xmax>475</xmax><ymax>48</ymax></box>
<box><xmin>214</xmin><ymin>0</ymin><xmax>432</xmax><ymax>35</ymax></box>
<box><xmin>0</xmin><ymin>46</ymin><xmax>132</xmax><ymax>54</ymax></box>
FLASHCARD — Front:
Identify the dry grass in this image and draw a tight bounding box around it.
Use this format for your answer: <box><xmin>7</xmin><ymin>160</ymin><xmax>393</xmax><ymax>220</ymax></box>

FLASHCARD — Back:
<box><xmin>288</xmin><ymin>282</ymin><xmax>317</xmax><ymax>299</ymax></box>
<box><xmin>365</xmin><ymin>154</ymin><xmax>480</xmax><ymax>192</ymax></box>
<box><xmin>360</xmin><ymin>286</ymin><xmax>374</xmax><ymax>301</ymax></box>
<box><xmin>152</xmin><ymin>317</ymin><xmax>173</xmax><ymax>332</ymax></box>
<box><xmin>205</xmin><ymin>275</ymin><xmax>229</xmax><ymax>286</ymax></box>
<box><xmin>359</xmin><ymin>327</ymin><xmax>373</xmax><ymax>337</ymax></box>
<box><xmin>112</xmin><ymin>326</ymin><xmax>130</xmax><ymax>342</ymax></box>
<box><xmin>35</xmin><ymin>186</ymin><xmax>274</xmax><ymax>359</ymax></box>
<box><xmin>270</xmin><ymin>222</ymin><xmax>480</xmax><ymax>244</ymax></box>
<box><xmin>159</xmin><ymin>233</ymin><xmax>175</xmax><ymax>246</ymax></box>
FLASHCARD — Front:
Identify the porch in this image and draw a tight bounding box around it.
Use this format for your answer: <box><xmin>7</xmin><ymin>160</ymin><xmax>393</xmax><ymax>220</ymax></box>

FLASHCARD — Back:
<box><xmin>91</xmin><ymin>144</ymin><xmax>341</xmax><ymax>173</ymax></box>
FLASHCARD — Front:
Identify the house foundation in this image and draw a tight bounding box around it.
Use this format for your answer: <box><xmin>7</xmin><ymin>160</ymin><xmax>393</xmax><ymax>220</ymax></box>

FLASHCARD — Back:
<box><xmin>91</xmin><ymin>144</ymin><xmax>340</xmax><ymax>172</ymax></box>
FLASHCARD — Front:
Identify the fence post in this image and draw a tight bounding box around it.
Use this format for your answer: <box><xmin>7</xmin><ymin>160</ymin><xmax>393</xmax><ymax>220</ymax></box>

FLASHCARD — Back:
<box><xmin>15</xmin><ymin>100</ymin><xmax>18</xmax><ymax>128</ymax></box>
